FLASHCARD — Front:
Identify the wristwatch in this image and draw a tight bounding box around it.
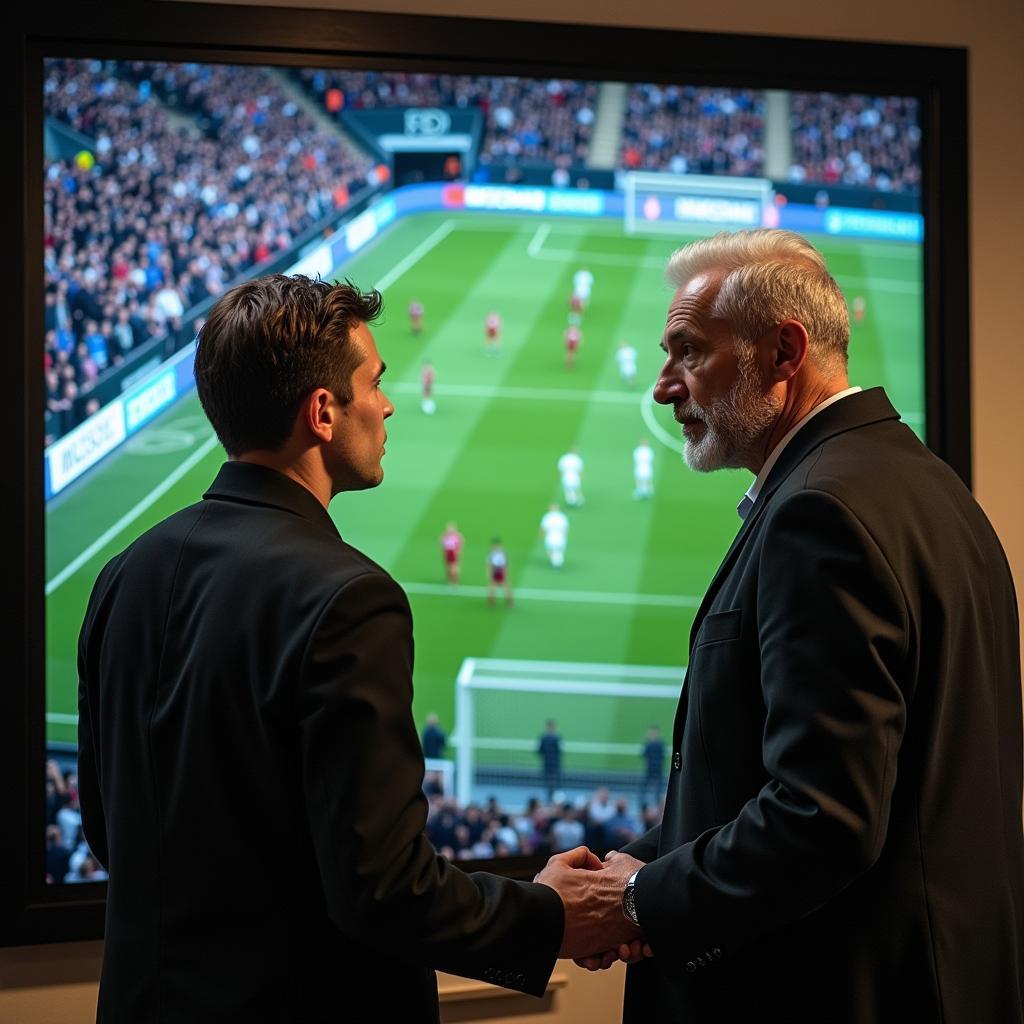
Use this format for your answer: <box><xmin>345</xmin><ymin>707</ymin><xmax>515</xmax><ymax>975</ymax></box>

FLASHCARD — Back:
<box><xmin>622</xmin><ymin>869</ymin><xmax>641</xmax><ymax>926</ymax></box>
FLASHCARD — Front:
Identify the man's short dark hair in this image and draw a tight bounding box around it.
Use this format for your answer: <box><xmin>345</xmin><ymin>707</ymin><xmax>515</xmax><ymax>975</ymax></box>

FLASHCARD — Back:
<box><xmin>195</xmin><ymin>274</ymin><xmax>383</xmax><ymax>456</ymax></box>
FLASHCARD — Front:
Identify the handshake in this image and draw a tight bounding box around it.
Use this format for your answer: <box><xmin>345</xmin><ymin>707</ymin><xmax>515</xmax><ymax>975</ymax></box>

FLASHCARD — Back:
<box><xmin>534</xmin><ymin>847</ymin><xmax>654</xmax><ymax>971</ymax></box>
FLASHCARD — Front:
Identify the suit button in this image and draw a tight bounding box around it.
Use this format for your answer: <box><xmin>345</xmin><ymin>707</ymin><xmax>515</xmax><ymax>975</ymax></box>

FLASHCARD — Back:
<box><xmin>685</xmin><ymin>961</ymin><xmax>696</xmax><ymax>973</ymax></box>
<box><xmin>712</xmin><ymin>947</ymin><xmax>722</xmax><ymax>959</ymax></box>
<box><xmin>672</xmin><ymin>751</ymin><xmax>681</xmax><ymax>770</ymax></box>
<box><xmin>515</xmin><ymin>973</ymin><xmax>525</xmax><ymax>987</ymax></box>
<box><xmin>696</xmin><ymin>956</ymin><xmax>706</xmax><ymax>967</ymax></box>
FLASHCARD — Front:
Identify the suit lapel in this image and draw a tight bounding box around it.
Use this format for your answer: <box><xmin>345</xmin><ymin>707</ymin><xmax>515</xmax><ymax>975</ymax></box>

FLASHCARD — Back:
<box><xmin>685</xmin><ymin>495</ymin><xmax>767</xmax><ymax>653</ymax></box>
<box><xmin>672</xmin><ymin>389</ymin><xmax>900</xmax><ymax>750</ymax></box>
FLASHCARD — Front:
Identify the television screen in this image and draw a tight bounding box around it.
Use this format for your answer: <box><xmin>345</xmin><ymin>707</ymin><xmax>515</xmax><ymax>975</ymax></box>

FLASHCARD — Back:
<box><xmin>40</xmin><ymin>54</ymin><xmax>926</xmax><ymax>882</ymax></box>
<box><xmin>10</xmin><ymin>8</ymin><xmax>971</xmax><ymax>952</ymax></box>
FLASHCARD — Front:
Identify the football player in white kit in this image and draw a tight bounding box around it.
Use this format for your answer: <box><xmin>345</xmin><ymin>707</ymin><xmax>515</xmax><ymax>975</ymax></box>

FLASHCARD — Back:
<box><xmin>557</xmin><ymin>446</ymin><xmax>584</xmax><ymax>507</ymax></box>
<box><xmin>615</xmin><ymin>341</ymin><xmax>637</xmax><ymax>386</ymax></box>
<box><xmin>633</xmin><ymin>437</ymin><xmax>654</xmax><ymax>499</ymax></box>
<box><xmin>540</xmin><ymin>504</ymin><xmax>569</xmax><ymax>568</ymax></box>
<box><xmin>572</xmin><ymin>267</ymin><xmax>593</xmax><ymax>310</ymax></box>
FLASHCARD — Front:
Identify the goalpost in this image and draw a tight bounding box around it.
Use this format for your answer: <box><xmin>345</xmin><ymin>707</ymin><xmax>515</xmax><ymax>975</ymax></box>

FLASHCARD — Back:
<box><xmin>452</xmin><ymin>657</ymin><xmax>684</xmax><ymax>807</ymax></box>
<box><xmin>622</xmin><ymin>171</ymin><xmax>775</xmax><ymax>237</ymax></box>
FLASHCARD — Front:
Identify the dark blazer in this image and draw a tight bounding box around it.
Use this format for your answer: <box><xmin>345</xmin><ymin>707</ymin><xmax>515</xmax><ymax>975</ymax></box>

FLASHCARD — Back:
<box><xmin>78</xmin><ymin>461</ymin><xmax>563</xmax><ymax>1023</ymax></box>
<box><xmin>622</xmin><ymin>388</ymin><xmax>1023</xmax><ymax>1023</ymax></box>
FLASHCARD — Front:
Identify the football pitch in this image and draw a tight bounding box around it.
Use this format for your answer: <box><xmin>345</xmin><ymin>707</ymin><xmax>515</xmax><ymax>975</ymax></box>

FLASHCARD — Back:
<box><xmin>45</xmin><ymin>210</ymin><xmax>924</xmax><ymax>772</ymax></box>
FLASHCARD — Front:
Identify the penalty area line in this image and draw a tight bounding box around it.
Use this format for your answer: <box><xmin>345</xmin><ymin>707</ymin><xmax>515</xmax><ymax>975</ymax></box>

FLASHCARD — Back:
<box><xmin>374</xmin><ymin>220</ymin><xmax>456</xmax><ymax>292</ymax></box>
<box><xmin>45</xmin><ymin>434</ymin><xmax>221</xmax><ymax>597</ymax></box>
<box><xmin>401</xmin><ymin>580</ymin><xmax>700</xmax><ymax>608</ymax></box>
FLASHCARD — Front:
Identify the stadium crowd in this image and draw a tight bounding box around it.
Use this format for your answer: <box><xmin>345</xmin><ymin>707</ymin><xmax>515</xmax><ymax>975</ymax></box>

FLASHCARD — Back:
<box><xmin>42</xmin><ymin>60</ymin><xmax>921</xmax><ymax>447</ymax></box>
<box><xmin>620</xmin><ymin>84</ymin><xmax>765</xmax><ymax>177</ymax></box>
<box><xmin>423</xmin><ymin>779</ymin><xmax>662</xmax><ymax>861</ymax></box>
<box><xmin>45</xmin><ymin>749</ymin><xmax>658</xmax><ymax>883</ymax></box>
<box><xmin>43</xmin><ymin>58</ymin><xmax>375</xmax><ymax>442</ymax></box>
<box><xmin>298</xmin><ymin>69</ymin><xmax>599</xmax><ymax>165</ymax></box>
<box><xmin>44</xmin><ymin>759</ymin><xmax>107</xmax><ymax>885</ymax></box>
<box><xmin>787</xmin><ymin>92</ymin><xmax>921</xmax><ymax>193</ymax></box>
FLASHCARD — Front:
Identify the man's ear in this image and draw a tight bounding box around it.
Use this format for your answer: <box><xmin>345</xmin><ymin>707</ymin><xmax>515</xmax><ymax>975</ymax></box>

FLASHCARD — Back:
<box><xmin>301</xmin><ymin>388</ymin><xmax>335</xmax><ymax>443</ymax></box>
<box><xmin>769</xmin><ymin>319</ymin><xmax>809</xmax><ymax>383</ymax></box>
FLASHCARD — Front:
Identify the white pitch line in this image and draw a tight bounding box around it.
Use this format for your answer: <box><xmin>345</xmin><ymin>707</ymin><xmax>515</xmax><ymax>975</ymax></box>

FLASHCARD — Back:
<box><xmin>45</xmin><ymin>434</ymin><xmax>221</xmax><ymax>596</ymax></box>
<box><xmin>527</xmin><ymin>222</ymin><xmax>551</xmax><ymax>257</ymax></box>
<box><xmin>530</xmin><ymin>246</ymin><xmax>668</xmax><ymax>269</ymax></box>
<box><xmin>389</xmin><ymin>380</ymin><xmax>640</xmax><ymax>405</ymax></box>
<box><xmin>836</xmin><ymin>277</ymin><xmax>922</xmax><ymax>295</ymax></box>
<box><xmin>46</xmin><ymin>713</ymin><xmax>79</xmax><ymax>725</ymax></box>
<box><xmin>374</xmin><ymin>220</ymin><xmax>455</xmax><ymax>292</ymax></box>
<box><xmin>847</xmin><ymin>245</ymin><xmax>921</xmax><ymax>260</ymax></box>
<box><xmin>445</xmin><ymin>218</ymin><xmax>646</xmax><ymax>242</ymax></box>
<box><xmin>524</xmin><ymin>221</ymin><xmax>670</xmax><ymax>268</ymax></box>
<box><xmin>401</xmin><ymin>580</ymin><xmax>700</xmax><ymax>608</ymax></box>
<box><xmin>641</xmin><ymin>388</ymin><xmax>686</xmax><ymax>456</ymax></box>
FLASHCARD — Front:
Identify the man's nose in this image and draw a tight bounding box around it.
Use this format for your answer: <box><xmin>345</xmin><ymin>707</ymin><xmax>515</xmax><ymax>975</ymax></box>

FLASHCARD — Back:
<box><xmin>653</xmin><ymin>366</ymin><xmax>687</xmax><ymax>406</ymax></box>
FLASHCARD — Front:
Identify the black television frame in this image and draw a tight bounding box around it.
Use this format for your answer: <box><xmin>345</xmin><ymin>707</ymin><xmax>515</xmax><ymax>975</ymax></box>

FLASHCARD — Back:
<box><xmin>3</xmin><ymin>0</ymin><xmax>969</xmax><ymax>946</ymax></box>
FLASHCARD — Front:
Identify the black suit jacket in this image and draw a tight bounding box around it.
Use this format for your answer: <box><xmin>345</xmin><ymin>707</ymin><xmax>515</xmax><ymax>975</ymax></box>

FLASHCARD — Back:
<box><xmin>78</xmin><ymin>462</ymin><xmax>563</xmax><ymax>1023</ymax></box>
<box><xmin>622</xmin><ymin>388</ymin><xmax>1023</xmax><ymax>1023</ymax></box>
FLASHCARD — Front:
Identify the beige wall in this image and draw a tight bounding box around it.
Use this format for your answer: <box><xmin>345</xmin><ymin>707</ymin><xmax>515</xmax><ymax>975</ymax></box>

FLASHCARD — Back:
<box><xmin>6</xmin><ymin>0</ymin><xmax>1021</xmax><ymax>1018</ymax></box>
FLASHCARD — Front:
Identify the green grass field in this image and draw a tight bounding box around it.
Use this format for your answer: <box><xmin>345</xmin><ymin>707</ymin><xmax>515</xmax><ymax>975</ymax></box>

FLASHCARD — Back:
<box><xmin>45</xmin><ymin>210</ymin><xmax>924</xmax><ymax>775</ymax></box>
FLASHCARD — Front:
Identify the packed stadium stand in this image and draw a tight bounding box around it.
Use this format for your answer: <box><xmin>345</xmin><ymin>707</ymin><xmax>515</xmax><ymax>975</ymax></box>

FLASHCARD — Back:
<box><xmin>43</xmin><ymin>58</ymin><xmax>376</xmax><ymax>442</ymax></box>
<box><xmin>787</xmin><ymin>92</ymin><xmax>921</xmax><ymax>193</ymax></box>
<box><xmin>44</xmin><ymin>759</ymin><xmax>108</xmax><ymax>885</ymax></box>
<box><xmin>424</xmin><ymin>782</ymin><xmax>662</xmax><ymax>862</ymax></box>
<box><xmin>297</xmin><ymin>69</ymin><xmax>600</xmax><ymax>165</ymax></box>
<box><xmin>45</xmin><ymin>746</ymin><xmax>661</xmax><ymax>883</ymax></box>
<box><xmin>43</xmin><ymin>58</ymin><xmax>920</xmax><ymax>449</ymax></box>
<box><xmin>620</xmin><ymin>84</ymin><xmax>766</xmax><ymax>177</ymax></box>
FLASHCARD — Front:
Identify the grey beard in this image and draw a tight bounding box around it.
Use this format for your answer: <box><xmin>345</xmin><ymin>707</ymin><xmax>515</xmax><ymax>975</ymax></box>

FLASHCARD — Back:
<box><xmin>681</xmin><ymin>350</ymin><xmax>781</xmax><ymax>472</ymax></box>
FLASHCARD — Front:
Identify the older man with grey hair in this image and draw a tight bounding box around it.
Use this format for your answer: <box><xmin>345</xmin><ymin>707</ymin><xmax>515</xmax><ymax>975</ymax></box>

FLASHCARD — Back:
<box><xmin>535</xmin><ymin>229</ymin><xmax>1022</xmax><ymax>1023</ymax></box>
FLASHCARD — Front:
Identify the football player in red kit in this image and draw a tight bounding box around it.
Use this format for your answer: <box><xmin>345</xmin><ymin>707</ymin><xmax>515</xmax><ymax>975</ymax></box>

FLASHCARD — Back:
<box><xmin>440</xmin><ymin>522</ymin><xmax>465</xmax><ymax>584</ymax></box>
<box><xmin>484</xmin><ymin>311</ymin><xmax>502</xmax><ymax>357</ymax></box>
<box><xmin>565</xmin><ymin>322</ymin><xmax>582</xmax><ymax>370</ymax></box>
<box><xmin>408</xmin><ymin>299</ymin><xmax>424</xmax><ymax>335</ymax></box>
<box><xmin>421</xmin><ymin>361</ymin><xmax>436</xmax><ymax>415</ymax></box>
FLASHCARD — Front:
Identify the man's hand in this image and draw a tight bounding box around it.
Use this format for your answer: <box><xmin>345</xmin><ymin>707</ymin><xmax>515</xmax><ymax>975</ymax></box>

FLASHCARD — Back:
<box><xmin>574</xmin><ymin>938</ymin><xmax>653</xmax><ymax>972</ymax></box>
<box><xmin>534</xmin><ymin>846</ymin><xmax>647</xmax><ymax>959</ymax></box>
<box><xmin>569</xmin><ymin>851</ymin><xmax>654</xmax><ymax>970</ymax></box>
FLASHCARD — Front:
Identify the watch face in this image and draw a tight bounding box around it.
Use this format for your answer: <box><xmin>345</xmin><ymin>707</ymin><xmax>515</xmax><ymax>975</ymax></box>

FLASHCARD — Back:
<box><xmin>623</xmin><ymin>880</ymin><xmax>639</xmax><ymax>924</ymax></box>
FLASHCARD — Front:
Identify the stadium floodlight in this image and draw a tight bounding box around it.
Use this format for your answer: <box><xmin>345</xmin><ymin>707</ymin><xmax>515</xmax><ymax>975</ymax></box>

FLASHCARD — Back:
<box><xmin>453</xmin><ymin>657</ymin><xmax>684</xmax><ymax>807</ymax></box>
<box><xmin>622</xmin><ymin>171</ymin><xmax>775</xmax><ymax>237</ymax></box>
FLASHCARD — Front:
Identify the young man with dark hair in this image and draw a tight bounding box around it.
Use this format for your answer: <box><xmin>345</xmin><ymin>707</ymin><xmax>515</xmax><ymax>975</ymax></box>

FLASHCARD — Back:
<box><xmin>78</xmin><ymin>274</ymin><xmax>609</xmax><ymax>1023</ymax></box>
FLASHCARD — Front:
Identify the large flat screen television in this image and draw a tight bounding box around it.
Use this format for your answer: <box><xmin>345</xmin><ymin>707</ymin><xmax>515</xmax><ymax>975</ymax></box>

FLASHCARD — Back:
<box><xmin>4</xmin><ymin>1</ymin><xmax>968</xmax><ymax>944</ymax></box>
